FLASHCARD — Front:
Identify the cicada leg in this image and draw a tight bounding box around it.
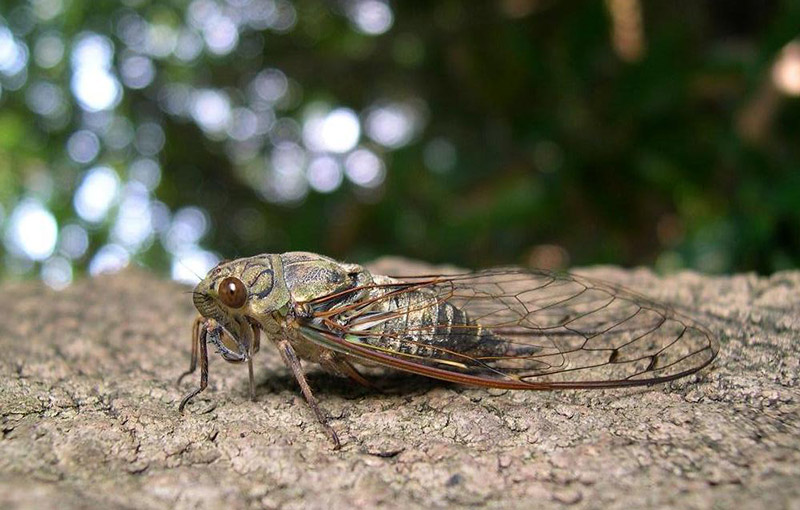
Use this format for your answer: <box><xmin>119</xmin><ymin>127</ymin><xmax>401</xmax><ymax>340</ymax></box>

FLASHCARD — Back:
<box><xmin>179</xmin><ymin>322</ymin><xmax>210</xmax><ymax>413</ymax></box>
<box><xmin>247</xmin><ymin>357</ymin><xmax>255</xmax><ymax>401</ymax></box>
<box><xmin>176</xmin><ymin>316</ymin><xmax>204</xmax><ymax>386</ymax></box>
<box><xmin>277</xmin><ymin>339</ymin><xmax>341</xmax><ymax>449</ymax></box>
<box><xmin>247</xmin><ymin>323</ymin><xmax>261</xmax><ymax>402</ymax></box>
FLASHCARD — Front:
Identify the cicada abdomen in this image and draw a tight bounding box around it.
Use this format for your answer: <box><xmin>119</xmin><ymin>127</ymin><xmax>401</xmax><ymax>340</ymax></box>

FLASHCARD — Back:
<box><xmin>306</xmin><ymin>276</ymin><xmax>527</xmax><ymax>368</ymax></box>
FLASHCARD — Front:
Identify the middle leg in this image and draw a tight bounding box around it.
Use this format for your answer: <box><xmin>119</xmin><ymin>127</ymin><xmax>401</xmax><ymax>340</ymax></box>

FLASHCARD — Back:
<box><xmin>276</xmin><ymin>339</ymin><xmax>341</xmax><ymax>449</ymax></box>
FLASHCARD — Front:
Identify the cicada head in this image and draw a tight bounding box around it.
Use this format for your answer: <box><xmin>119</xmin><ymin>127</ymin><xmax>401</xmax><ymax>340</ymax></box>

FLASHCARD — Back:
<box><xmin>192</xmin><ymin>254</ymin><xmax>290</xmax><ymax>362</ymax></box>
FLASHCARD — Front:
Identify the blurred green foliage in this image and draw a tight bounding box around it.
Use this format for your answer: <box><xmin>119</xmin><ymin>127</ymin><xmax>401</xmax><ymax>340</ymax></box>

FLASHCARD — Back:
<box><xmin>1</xmin><ymin>0</ymin><xmax>799</xmax><ymax>286</ymax></box>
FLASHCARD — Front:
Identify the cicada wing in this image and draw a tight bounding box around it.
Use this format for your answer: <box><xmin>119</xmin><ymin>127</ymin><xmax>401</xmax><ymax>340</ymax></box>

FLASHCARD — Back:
<box><xmin>298</xmin><ymin>269</ymin><xmax>719</xmax><ymax>389</ymax></box>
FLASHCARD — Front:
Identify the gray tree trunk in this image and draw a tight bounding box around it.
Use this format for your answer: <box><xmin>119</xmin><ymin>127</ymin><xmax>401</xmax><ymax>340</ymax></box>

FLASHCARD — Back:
<box><xmin>1</xmin><ymin>259</ymin><xmax>798</xmax><ymax>509</ymax></box>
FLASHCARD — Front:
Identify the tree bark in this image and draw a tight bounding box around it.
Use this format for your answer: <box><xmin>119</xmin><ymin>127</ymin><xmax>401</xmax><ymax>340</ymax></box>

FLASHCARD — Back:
<box><xmin>1</xmin><ymin>259</ymin><xmax>798</xmax><ymax>509</ymax></box>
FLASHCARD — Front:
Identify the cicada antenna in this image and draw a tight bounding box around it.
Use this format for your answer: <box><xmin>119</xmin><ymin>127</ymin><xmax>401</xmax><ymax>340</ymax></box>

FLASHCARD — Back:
<box><xmin>177</xmin><ymin>257</ymin><xmax>205</xmax><ymax>283</ymax></box>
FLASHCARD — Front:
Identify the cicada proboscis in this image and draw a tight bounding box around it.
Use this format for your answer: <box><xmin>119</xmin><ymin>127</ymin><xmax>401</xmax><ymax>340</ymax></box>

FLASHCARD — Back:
<box><xmin>177</xmin><ymin>252</ymin><xmax>718</xmax><ymax>448</ymax></box>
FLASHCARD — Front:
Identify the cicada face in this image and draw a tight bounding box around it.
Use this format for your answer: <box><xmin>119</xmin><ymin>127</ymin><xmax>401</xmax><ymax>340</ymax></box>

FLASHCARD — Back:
<box><xmin>192</xmin><ymin>254</ymin><xmax>290</xmax><ymax>363</ymax></box>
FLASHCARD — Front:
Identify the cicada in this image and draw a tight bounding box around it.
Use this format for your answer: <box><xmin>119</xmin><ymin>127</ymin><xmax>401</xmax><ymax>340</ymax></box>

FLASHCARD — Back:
<box><xmin>177</xmin><ymin>252</ymin><xmax>718</xmax><ymax>448</ymax></box>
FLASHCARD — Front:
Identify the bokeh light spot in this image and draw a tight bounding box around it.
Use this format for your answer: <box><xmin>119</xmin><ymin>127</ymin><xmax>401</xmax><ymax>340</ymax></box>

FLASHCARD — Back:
<box><xmin>345</xmin><ymin>148</ymin><xmax>385</xmax><ymax>188</ymax></box>
<box><xmin>25</xmin><ymin>80</ymin><xmax>66</xmax><ymax>117</ymax></box>
<box><xmin>364</xmin><ymin>102</ymin><xmax>420</xmax><ymax>148</ymax></box>
<box><xmin>191</xmin><ymin>89</ymin><xmax>232</xmax><ymax>133</ymax></box>
<box><xmin>228</xmin><ymin>107</ymin><xmax>259</xmax><ymax>141</ymax></box>
<box><xmin>135</xmin><ymin>122</ymin><xmax>166</xmax><ymax>156</ymax></box>
<box><xmin>164</xmin><ymin>207</ymin><xmax>209</xmax><ymax>253</ymax></box>
<box><xmin>269</xmin><ymin>0</ymin><xmax>297</xmax><ymax>32</ymax></box>
<box><xmin>129</xmin><ymin>158</ymin><xmax>162</xmax><ymax>191</ymax></box>
<box><xmin>307</xmin><ymin>155</ymin><xmax>343</xmax><ymax>193</ymax></box>
<box><xmin>33</xmin><ymin>32</ymin><xmax>64</xmax><ymax>68</ymax></box>
<box><xmin>174</xmin><ymin>29</ymin><xmax>204</xmax><ymax>62</ymax></box>
<box><xmin>66</xmin><ymin>129</ymin><xmax>101</xmax><ymax>163</ymax></box>
<box><xmin>31</xmin><ymin>0</ymin><xmax>64</xmax><ymax>21</ymax></box>
<box><xmin>74</xmin><ymin>166</ymin><xmax>119</xmax><ymax>223</ymax></box>
<box><xmin>5</xmin><ymin>200</ymin><xmax>58</xmax><ymax>261</ymax></box>
<box><xmin>303</xmin><ymin>107</ymin><xmax>361</xmax><ymax>153</ymax></box>
<box><xmin>149</xmin><ymin>200</ymin><xmax>172</xmax><ymax>233</ymax></box>
<box><xmin>112</xmin><ymin>182</ymin><xmax>154</xmax><ymax>250</ymax></box>
<box><xmin>145</xmin><ymin>23</ymin><xmax>178</xmax><ymax>59</ymax></box>
<box><xmin>252</xmin><ymin>68</ymin><xmax>288</xmax><ymax>103</ymax></box>
<box><xmin>70</xmin><ymin>33</ymin><xmax>122</xmax><ymax>111</ymax></box>
<box><xmin>773</xmin><ymin>40</ymin><xmax>800</xmax><ymax>96</ymax></box>
<box><xmin>171</xmin><ymin>248</ymin><xmax>220</xmax><ymax>284</ymax></box>
<box><xmin>0</xmin><ymin>26</ymin><xmax>29</xmax><ymax>76</ymax></box>
<box><xmin>120</xmin><ymin>54</ymin><xmax>155</xmax><ymax>89</ymax></box>
<box><xmin>59</xmin><ymin>224</ymin><xmax>89</xmax><ymax>259</ymax></box>
<box><xmin>322</xmin><ymin>108</ymin><xmax>361</xmax><ymax>153</ymax></box>
<box><xmin>264</xmin><ymin>142</ymin><xmax>309</xmax><ymax>203</ymax></box>
<box><xmin>71</xmin><ymin>32</ymin><xmax>113</xmax><ymax>69</ymax></box>
<box><xmin>349</xmin><ymin>0</ymin><xmax>394</xmax><ymax>36</ymax></box>
<box><xmin>41</xmin><ymin>256</ymin><xmax>72</xmax><ymax>290</ymax></box>
<box><xmin>104</xmin><ymin>116</ymin><xmax>135</xmax><ymax>150</ymax></box>
<box><xmin>88</xmin><ymin>244</ymin><xmax>129</xmax><ymax>275</ymax></box>
<box><xmin>159</xmin><ymin>83</ymin><xmax>192</xmax><ymax>116</ymax></box>
<box><xmin>203</xmin><ymin>15</ymin><xmax>239</xmax><ymax>55</ymax></box>
<box><xmin>71</xmin><ymin>67</ymin><xmax>122</xmax><ymax>111</ymax></box>
<box><xmin>188</xmin><ymin>0</ymin><xmax>221</xmax><ymax>30</ymax></box>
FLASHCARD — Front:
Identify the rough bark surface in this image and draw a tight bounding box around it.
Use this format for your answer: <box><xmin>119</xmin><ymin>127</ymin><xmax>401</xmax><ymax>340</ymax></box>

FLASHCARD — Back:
<box><xmin>1</xmin><ymin>258</ymin><xmax>798</xmax><ymax>510</ymax></box>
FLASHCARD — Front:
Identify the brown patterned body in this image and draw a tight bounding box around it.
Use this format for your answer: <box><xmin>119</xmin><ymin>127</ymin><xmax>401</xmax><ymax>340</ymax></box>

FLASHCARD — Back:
<box><xmin>180</xmin><ymin>252</ymin><xmax>718</xmax><ymax>447</ymax></box>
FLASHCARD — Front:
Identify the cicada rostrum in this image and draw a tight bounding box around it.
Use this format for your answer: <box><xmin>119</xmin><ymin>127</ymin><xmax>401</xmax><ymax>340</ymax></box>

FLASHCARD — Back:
<box><xmin>177</xmin><ymin>252</ymin><xmax>718</xmax><ymax>448</ymax></box>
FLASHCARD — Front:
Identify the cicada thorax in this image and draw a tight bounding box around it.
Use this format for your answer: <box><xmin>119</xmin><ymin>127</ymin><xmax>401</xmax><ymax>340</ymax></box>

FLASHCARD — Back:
<box><xmin>279</xmin><ymin>252</ymin><xmax>363</xmax><ymax>300</ymax></box>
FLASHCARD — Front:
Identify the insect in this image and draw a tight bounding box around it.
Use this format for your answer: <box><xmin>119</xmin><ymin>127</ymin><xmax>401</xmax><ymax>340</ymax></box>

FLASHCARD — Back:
<box><xmin>177</xmin><ymin>252</ymin><xmax>718</xmax><ymax>448</ymax></box>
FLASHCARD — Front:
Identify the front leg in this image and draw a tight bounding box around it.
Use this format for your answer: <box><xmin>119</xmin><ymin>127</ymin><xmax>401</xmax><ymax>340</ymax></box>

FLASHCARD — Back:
<box><xmin>276</xmin><ymin>339</ymin><xmax>341</xmax><ymax>449</ymax></box>
<box><xmin>176</xmin><ymin>316</ymin><xmax>204</xmax><ymax>386</ymax></box>
<box><xmin>179</xmin><ymin>319</ymin><xmax>211</xmax><ymax>412</ymax></box>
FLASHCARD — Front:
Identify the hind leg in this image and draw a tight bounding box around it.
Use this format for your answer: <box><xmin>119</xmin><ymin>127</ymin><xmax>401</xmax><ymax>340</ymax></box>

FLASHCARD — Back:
<box><xmin>276</xmin><ymin>340</ymin><xmax>341</xmax><ymax>449</ymax></box>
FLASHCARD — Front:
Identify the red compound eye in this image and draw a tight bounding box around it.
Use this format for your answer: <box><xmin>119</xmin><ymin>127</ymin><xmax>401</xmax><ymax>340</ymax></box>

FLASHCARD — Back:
<box><xmin>218</xmin><ymin>277</ymin><xmax>247</xmax><ymax>308</ymax></box>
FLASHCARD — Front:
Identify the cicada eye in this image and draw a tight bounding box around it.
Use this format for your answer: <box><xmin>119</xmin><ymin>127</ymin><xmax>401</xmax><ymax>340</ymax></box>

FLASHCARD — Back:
<box><xmin>218</xmin><ymin>277</ymin><xmax>247</xmax><ymax>308</ymax></box>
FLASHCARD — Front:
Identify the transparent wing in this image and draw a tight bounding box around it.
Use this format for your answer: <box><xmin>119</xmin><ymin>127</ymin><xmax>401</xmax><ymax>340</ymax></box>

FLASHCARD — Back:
<box><xmin>298</xmin><ymin>269</ymin><xmax>719</xmax><ymax>389</ymax></box>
